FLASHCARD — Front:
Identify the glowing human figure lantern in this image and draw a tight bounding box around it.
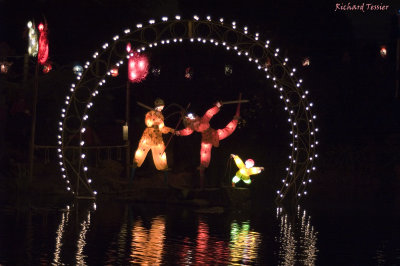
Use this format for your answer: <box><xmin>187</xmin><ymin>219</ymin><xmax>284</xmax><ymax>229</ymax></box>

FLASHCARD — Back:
<box><xmin>177</xmin><ymin>101</ymin><xmax>240</xmax><ymax>186</ymax></box>
<box><xmin>231</xmin><ymin>154</ymin><xmax>264</xmax><ymax>187</ymax></box>
<box><xmin>133</xmin><ymin>98</ymin><xmax>175</xmax><ymax>171</ymax></box>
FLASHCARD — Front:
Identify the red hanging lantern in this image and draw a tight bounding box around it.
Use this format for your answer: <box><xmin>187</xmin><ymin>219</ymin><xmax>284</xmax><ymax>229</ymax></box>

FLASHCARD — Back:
<box><xmin>110</xmin><ymin>67</ymin><xmax>119</xmax><ymax>77</ymax></box>
<box><xmin>43</xmin><ymin>62</ymin><xmax>52</xmax><ymax>73</ymax></box>
<box><xmin>380</xmin><ymin>46</ymin><xmax>387</xmax><ymax>58</ymax></box>
<box><xmin>38</xmin><ymin>23</ymin><xmax>49</xmax><ymax>65</ymax></box>
<box><xmin>128</xmin><ymin>53</ymin><xmax>149</xmax><ymax>83</ymax></box>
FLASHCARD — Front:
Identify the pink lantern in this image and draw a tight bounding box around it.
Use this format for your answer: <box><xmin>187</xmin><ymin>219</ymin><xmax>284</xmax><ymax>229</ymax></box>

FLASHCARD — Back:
<box><xmin>128</xmin><ymin>53</ymin><xmax>149</xmax><ymax>83</ymax></box>
<box><xmin>38</xmin><ymin>23</ymin><xmax>49</xmax><ymax>65</ymax></box>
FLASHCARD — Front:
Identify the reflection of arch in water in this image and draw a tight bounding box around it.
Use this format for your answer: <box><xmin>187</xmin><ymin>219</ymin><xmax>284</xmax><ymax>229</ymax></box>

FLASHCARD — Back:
<box><xmin>75</xmin><ymin>207</ymin><xmax>93</xmax><ymax>265</ymax></box>
<box><xmin>276</xmin><ymin>206</ymin><xmax>318</xmax><ymax>265</ymax></box>
<box><xmin>52</xmin><ymin>202</ymin><xmax>95</xmax><ymax>265</ymax></box>
<box><xmin>53</xmin><ymin>205</ymin><xmax>71</xmax><ymax>265</ymax></box>
<box><xmin>57</xmin><ymin>15</ymin><xmax>318</xmax><ymax>202</ymax></box>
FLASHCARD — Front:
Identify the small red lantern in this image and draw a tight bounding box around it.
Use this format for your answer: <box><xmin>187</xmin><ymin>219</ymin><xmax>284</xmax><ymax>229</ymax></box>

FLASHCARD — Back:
<box><xmin>43</xmin><ymin>62</ymin><xmax>52</xmax><ymax>73</ymax></box>
<box><xmin>185</xmin><ymin>67</ymin><xmax>193</xmax><ymax>79</ymax></box>
<box><xmin>380</xmin><ymin>46</ymin><xmax>387</xmax><ymax>58</ymax></box>
<box><xmin>110</xmin><ymin>67</ymin><xmax>119</xmax><ymax>77</ymax></box>
<box><xmin>302</xmin><ymin>57</ymin><xmax>310</xmax><ymax>66</ymax></box>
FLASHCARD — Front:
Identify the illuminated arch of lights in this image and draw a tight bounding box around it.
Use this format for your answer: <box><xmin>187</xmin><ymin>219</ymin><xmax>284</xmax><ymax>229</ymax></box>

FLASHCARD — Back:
<box><xmin>58</xmin><ymin>15</ymin><xmax>318</xmax><ymax>202</ymax></box>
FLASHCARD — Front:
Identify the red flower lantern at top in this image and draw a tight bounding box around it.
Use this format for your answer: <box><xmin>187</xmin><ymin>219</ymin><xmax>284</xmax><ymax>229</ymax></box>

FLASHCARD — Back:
<box><xmin>127</xmin><ymin>43</ymin><xmax>149</xmax><ymax>83</ymax></box>
<box><xmin>38</xmin><ymin>23</ymin><xmax>49</xmax><ymax>65</ymax></box>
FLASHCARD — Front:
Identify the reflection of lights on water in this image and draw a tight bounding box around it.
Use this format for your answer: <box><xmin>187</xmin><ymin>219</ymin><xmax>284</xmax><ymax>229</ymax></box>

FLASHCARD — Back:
<box><xmin>130</xmin><ymin>216</ymin><xmax>166</xmax><ymax>264</ymax></box>
<box><xmin>76</xmin><ymin>211</ymin><xmax>91</xmax><ymax>265</ymax></box>
<box><xmin>277</xmin><ymin>206</ymin><xmax>318</xmax><ymax>265</ymax></box>
<box><xmin>300</xmin><ymin>209</ymin><xmax>318</xmax><ymax>265</ymax></box>
<box><xmin>278</xmin><ymin>215</ymin><xmax>296</xmax><ymax>265</ymax></box>
<box><xmin>178</xmin><ymin>219</ymin><xmax>230</xmax><ymax>265</ymax></box>
<box><xmin>196</xmin><ymin>221</ymin><xmax>209</xmax><ymax>263</ymax></box>
<box><xmin>53</xmin><ymin>207</ymin><xmax>70</xmax><ymax>265</ymax></box>
<box><xmin>229</xmin><ymin>221</ymin><xmax>261</xmax><ymax>264</ymax></box>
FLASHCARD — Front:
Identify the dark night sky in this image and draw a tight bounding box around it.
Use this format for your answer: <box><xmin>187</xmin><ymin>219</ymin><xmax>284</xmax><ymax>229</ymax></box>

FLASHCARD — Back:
<box><xmin>1</xmin><ymin>0</ymin><xmax>398</xmax><ymax>60</ymax></box>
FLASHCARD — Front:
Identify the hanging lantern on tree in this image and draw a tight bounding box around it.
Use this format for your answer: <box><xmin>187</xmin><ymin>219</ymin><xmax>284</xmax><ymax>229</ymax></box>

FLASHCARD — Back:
<box><xmin>128</xmin><ymin>53</ymin><xmax>149</xmax><ymax>83</ymax></box>
<box><xmin>73</xmin><ymin>64</ymin><xmax>83</xmax><ymax>75</ymax></box>
<box><xmin>0</xmin><ymin>61</ymin><xmax>12</xmax><ymax>74</ymax></box>
<box><xmin>380</xmin><ymin>46</ymin><xmax>387</xmax><ymax>58</ymax></box>
<box><xmin>225</xmin><ymin>64</ymin><xmax>232</xmax><ymax>76</ymax></box>
<box><xmin>27</xmin><ymin>21</ymin><xmax>38</xmax><ymax>56</ymax></box>
<box><xmin>185</xmin><ymin>67</ymin><xmax>193</xmax><ymax>79</ymax></box>
<box><xmin>151</xmin><ymin>67</ymin><xmax>161</xmax><ymax>77</ymax></box>
<box><xmin>302</xmin><ymin>57</ymin><xmax>310</xmax><ymax>66</ymax></box>
<box><xmin>38</xmin><ymin>22</ymin><xmax>49</xmax><ymax>65</ymax></box>
<box><xmin>110</xmin><ymin>66</ymin><xmax>119</xmax><ymax>77</ymax></box>
<box><xmin>43</xmin><ymin>62</ymin><xmax>52</xmax><ymax>73</ymax></box>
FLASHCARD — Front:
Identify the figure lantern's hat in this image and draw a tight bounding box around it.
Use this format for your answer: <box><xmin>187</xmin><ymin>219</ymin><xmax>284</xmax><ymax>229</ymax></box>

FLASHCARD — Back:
<box><xmin>154</xmin><ymin>98</ymin><xmax>165</xmax><ymax>107</ymax></box>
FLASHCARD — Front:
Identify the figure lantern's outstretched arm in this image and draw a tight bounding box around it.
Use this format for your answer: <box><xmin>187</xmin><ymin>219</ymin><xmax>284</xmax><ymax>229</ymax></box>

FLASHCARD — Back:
<box><xmin>160</xmin><ymin>123</ymin><xmax>175</xmax><ymax>134</ymax></box>
<box><xmin>248</xmin><ymin>167</ymin><xmax>264</xmax><ymax>175</ymax></box>
<box><xmin>217</xmin><ymin>119</ymin><xmax>238</xmax><ymax>140</ymax></box>
<box><xmin>177</xmin><ymin>127</ymin><xmax>194</xmax><ymax>136</ymax></box>
<box><xmin>231</xmin><ymin>154</ymin><xmax>245</xmax><ymax>169</ymax></box>
<box><xmin>202</xmin><ymin>105</ymin><xmax>220</xmax><ymax>123</ymax></box>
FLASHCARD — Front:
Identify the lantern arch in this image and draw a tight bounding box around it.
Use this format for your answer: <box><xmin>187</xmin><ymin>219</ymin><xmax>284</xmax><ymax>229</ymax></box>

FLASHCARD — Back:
<box><xmin>57</xmin><ymin>15</ymin><xmax>318</xmax><ymax>203</ymax></box>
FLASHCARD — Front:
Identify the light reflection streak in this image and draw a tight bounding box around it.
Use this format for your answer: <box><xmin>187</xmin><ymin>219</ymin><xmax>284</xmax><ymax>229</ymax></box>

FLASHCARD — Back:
<box><xmin>130</xmin><ymin>216</ymin><xmax>166</xmax><ymax>264</ymax></box>
<box><xmin>178</xmin><ymin>218</ymin><xmax>230</xmax><ymax>265</ymax></box>
<box><xmin>52</xmin><ymin>206</ymin><xmax>70</xmax><ymax>265</ymax></box>
<box><xmin>195</xmin><ymin>221</ymin><xmax>209</xmax><ymax>263</ymax></box>
<box><xmin>229</xmin><ymin>221</ymin><xmax>261</xmax><ymax>265</ymax></box>
<box><xmin>75</xmin><ymin>210</ymin><xmax>91</xmax><ymax>265</ymax></box>
<box><xmin>277</xmin><ymin>206</ymin><xmax>318</xmax><ymax>265</ymax></box>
